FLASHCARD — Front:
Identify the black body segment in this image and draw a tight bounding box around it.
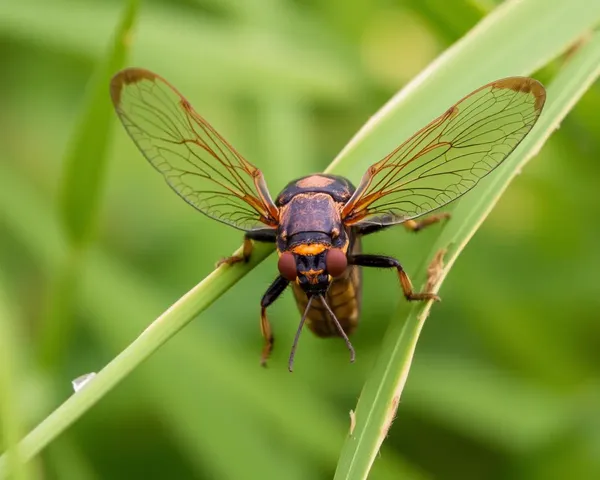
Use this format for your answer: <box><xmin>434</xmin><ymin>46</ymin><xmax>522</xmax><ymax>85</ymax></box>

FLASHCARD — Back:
<box><xmin>277</xmin><ymin>175</ymin><xmax>362</xmax><ymax>338</ymax></box>
<box><xmin>279</xmin><ymin>193</ymin><xmax>343</xmax><ymax>241</ymax></box>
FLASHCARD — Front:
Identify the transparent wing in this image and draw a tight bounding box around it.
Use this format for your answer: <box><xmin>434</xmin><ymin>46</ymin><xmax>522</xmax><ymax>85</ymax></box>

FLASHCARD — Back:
<box><xmin>341</xmin><ymin>77</ymin><xmax>546</xmax><ymax>227</ymax></box>
<box><xmin>110</xmin><ymin>68</ymin><xmax>279</xmax><ymax>231</ymax></box>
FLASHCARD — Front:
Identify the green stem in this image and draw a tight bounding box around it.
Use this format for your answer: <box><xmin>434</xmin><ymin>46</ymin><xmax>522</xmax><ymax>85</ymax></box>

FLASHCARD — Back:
<box><xmin>0</xmin><ymin>279</ymin><xmax>29</xmax><ymax>480</ymax></box>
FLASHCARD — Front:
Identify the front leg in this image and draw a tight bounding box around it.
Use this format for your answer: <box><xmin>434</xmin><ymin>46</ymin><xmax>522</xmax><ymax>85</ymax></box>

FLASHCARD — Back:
<box><xmin>217</xmin><ymin>228</ymin><xmax>277</xmax><ymax>267</ymax></box>
<box><xmin>259</xmin><ymin>276</ymin><xmax>289</xmax><ymax>367</ymax></box>
<box><xmin>348</xmin><ymin>254</ymin><xmax>440</xmax><ymax>302</ymax></box>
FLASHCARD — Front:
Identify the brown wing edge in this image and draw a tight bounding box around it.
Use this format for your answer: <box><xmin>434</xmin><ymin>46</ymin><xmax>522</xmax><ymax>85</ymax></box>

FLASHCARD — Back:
<box><xmin>110</xmin><ymin>67</ymin><xmax>160</xmax><ymax>106</ymax></box>
<box><xmin>492</xmin><ymin>77</ymin><xmax>546</xmax><ymax>112</ymax></box>
<box><xmin>341</xmin><ymin>76</ymin><xmax>547</xmax><ymax>223</ymax></box>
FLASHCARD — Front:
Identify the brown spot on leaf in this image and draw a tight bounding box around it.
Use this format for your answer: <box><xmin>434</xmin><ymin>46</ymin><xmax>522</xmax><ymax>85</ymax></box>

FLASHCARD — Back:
<box><xmin>381</xmin><ymin>395</ymin><xmax>400</xmax><ymax>438</ymax></box>
<box><xmin>426</xmin><ymin>248</ymin><xmax>447</xmax><ymax>292</ymax></box>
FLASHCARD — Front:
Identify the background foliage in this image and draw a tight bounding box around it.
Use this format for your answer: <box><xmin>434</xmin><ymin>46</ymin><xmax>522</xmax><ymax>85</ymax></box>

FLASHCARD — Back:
<box><xmin>1</xmin><ymin>0</ymin><xmax>600</xmax><ymax>479</ymax></box>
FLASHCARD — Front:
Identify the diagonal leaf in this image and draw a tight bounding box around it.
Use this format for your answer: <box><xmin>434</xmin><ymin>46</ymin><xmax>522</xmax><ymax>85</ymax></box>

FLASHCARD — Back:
<box><xmin>333</xmin><ymin>31</ymin><xmax>600</xmax><ymax>480</ymax></box>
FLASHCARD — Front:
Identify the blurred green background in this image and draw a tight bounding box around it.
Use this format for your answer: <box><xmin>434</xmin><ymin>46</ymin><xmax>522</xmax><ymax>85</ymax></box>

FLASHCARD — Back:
<box><xmin>1</xmin><ymin>0</ymin><xmax>600</xmax><ymax>479</ymax></box>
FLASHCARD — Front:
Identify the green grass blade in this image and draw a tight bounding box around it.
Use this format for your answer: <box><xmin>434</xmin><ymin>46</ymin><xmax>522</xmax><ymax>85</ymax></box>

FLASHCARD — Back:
<box><xmin>59</xmin><ymin>0</ymin><xmax>138</xmax><ymax>246</ymax></box>
<box><xmin>2</xmin><ymin>0</ymin><xmax>600</xmax><ymax>473</ymax></box>
<box><xmin>0</xmin><ymin>279</ymin><xmax>29</xmax><ymax>480</ymax></box>
<box><xmin>333</xmin><ymin>32</ymin><xmax>600</xmax><ymax>480</ymax></box>
<box><xmin>37</xmin><ymin>0</ymin><xmax>138</xmax><ymax>368</ymax></box>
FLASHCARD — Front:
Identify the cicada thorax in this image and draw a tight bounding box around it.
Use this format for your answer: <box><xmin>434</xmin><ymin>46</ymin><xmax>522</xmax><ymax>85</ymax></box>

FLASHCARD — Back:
<box><xmin>276</xmin><ymin>174</ymin><xmax>362</xmax><ymax>338</ymax></box>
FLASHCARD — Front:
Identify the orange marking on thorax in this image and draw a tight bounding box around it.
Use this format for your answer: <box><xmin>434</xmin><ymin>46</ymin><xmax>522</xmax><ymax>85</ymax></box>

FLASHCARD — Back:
<box><xmin>295</xmin><ymin>175</ymin><xmax>336</xmax><ymax>188</ymax></box>
<box><xmin>291</xmin><ymin>244</ymin><xmax>328</xmax><ymax>255</ymax></box>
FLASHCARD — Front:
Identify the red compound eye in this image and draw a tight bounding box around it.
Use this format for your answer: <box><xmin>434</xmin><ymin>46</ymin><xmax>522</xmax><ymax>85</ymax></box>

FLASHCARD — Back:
<box><xmin>278</xmin><ymin>252</ymin><xmax>297</xmax><ymax>281</ymax></box>
<box><xmin>326</xmin><ymin>248</ymin><xmax>347</xmax><ymax>277</ymax></box>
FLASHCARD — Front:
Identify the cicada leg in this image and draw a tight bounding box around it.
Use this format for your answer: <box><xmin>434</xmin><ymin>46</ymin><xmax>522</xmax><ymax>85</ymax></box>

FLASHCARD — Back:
<box><xmin>216</xmin><ymin>228</ymin><xmax>277</xmax><ymax>267</ymax></box>
<box><xmin>348</xmin><ymin>254</ymin><xmax>440</xmax><ymax>302</ymax></box>
<box><xmin>259</xmin><ymin>276</ymin><xmax>289</xmax><ymax>366</ymax></box>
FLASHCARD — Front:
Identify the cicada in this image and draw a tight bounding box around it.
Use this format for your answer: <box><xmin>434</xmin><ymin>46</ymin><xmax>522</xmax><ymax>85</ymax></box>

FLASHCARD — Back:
<box><xmin>110</xmin><ymin>69</ymin><xmax>545</xmax><ymax>371</ymax></box>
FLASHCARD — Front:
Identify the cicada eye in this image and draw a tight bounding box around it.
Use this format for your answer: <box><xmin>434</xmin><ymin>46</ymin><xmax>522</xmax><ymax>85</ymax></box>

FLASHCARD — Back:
<box><xmin>326</xmin><ymin>248</ymin><xmax>347</xmax><ymax>277</ymax></box>
<box><xmin>278</xmin><ymin>252</ymin><xmax>297</xmax><ymax>281</ymax></box>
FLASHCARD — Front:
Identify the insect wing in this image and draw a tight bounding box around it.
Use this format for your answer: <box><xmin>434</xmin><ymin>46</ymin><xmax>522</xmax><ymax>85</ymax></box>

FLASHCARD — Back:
<box><xmin>341</xmin><ymin>77</ymin><xmax>546</xmax><ymax>227</ymax></box>
<box><xmin>110</xmin><ymin>68</ymin><xmax>279</xmax><ymax>231</ymax></box>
